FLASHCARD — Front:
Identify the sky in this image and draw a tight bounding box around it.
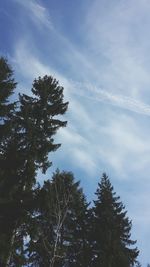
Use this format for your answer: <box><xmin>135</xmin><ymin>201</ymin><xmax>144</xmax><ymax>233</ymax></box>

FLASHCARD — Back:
<box><xmin>1</xmin><ymin>0</ymin><xmax>150</xmax><ymax>265</ymax></box>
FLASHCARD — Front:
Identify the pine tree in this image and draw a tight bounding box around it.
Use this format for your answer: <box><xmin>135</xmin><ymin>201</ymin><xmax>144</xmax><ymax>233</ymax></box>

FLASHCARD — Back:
<box><xmin>92</xmin><ymin>173</ymin><xmax>139</xmax><ymax>267</ymax></box>
<box><xmin>65</xmin><ymin>177</ymin><xmax>91</xmax><ymax>267</ymax></box>
<box><xmin>0</xmin><ymin>57</ymin><xmax>16</xmax><ymax>121</ymax></box>
<box><xmin>0</xmin><ymin>67</ymin><xmax>68</xmax><ymax>265</ymax></box>
<box><xmin>26</xmin><ymin>170</ymin><xmax>91</xmax><ymax>267</ymax></box>
<box><xmin>0</xmin><ymin>57</ymin><xmax>17</xmax><ymax>266</ymax></box>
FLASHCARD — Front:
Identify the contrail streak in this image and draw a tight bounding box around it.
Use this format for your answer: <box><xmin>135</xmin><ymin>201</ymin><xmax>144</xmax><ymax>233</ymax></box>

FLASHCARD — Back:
<box><xmin>71</xmin><ymin>81</ymin><xmax>150</xmax><ymax>117</ymax></box>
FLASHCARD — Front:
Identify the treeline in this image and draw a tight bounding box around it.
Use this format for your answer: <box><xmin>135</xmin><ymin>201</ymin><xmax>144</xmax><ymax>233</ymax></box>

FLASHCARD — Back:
<box><xmin>0</xmin><ymin>57</ymin><xmax>142</xmax><ymax>266</ymax></box>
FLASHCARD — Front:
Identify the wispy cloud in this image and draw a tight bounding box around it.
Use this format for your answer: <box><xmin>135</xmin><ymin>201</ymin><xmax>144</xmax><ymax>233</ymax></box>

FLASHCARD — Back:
<box><xmin>71</xmin><ymin>82</ymin><xmax>150</xmax><ymax>117</ymax></box>
<box><xmin>84</xmin><ymin>0</ymin><xmax>150</xmax><ymax>100</ymax></box>
<box><xmin>57</xmin><ymin>127</ymin><xmax>97</xmax><ymax>175</ymax></box>
<box><xmin>14</xmin><ymin>0</ymin><xmax>53</xmax><ymax>30</ymax></box>
<box><xmin>13</xmin><ymin>40</ymin><xmax>150</xmax><ymax>117</ymax></box>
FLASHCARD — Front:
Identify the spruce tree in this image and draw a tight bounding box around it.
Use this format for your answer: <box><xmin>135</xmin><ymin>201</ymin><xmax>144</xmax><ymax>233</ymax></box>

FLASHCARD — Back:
<box><xmin>92</xmin><ymin>173</ymin><xmax>139</xmax><ymax>267</ymax></box>
<box><xmin>0</xmin><ymin>57</ymin><xmax>16</xmax><ymax>122</ymax></box>
<box><xmin>0</xmin><ymin>57</ymin><xmax>17</xmax><ymax>266</ymax></box>
<box><xmin>0</xmin><ymin>66</ymin><xmax>68</xmax><ymax>265</ymax></box>
<box><xmin>26</xmin><ymin>170</ymin><xmax>91</xmax><ymax>267</ymax></box>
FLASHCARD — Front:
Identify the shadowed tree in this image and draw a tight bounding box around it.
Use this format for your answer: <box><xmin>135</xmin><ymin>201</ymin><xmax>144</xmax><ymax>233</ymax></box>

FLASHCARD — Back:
<box><xmin>0</xmin><ymin>57</ymin><xmax>16</xmax><ymax>122</ymax></box>
<box><xmin>92</xmin><ymin>173</ymin><xmax>139</xmax><ymax>267</ymax></box>
<box><xmin>26</xmin><ymin>170</ymin><xmax>91</xmax><ymax>267</ymax></box>
<box><xmin>0</xmin><ymin>68</ymin><xmax>68</xmax><ymax>266</ymax></box>
<box><xmin>0</xmin><ymin>57</ymin><xmax>17</xmax><ymax>266</ymax></box>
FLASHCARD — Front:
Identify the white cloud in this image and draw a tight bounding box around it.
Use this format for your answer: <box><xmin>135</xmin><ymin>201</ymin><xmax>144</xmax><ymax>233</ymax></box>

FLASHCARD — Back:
<box><xmin>99</xmin><ymin>113</ymin><xmax>150</xmax><ymax>175</ymax></box>
<box><xmin>71</xmin><ymin>81</ymin><xmax>150</xmax><ymax>117</ymax></box>
<box><xmin>84</xmin><ymin>0</ymin><xmax>150</xmax><ymax>100</ymax></box>
<box><xmin>56</xmin><ymin>126</ymin><xmax>97</xmax><ymax>175</ymax></box>
<box><xmin>14</xmin><ymin>0</ymin><xmax>53</xmax><ymax>30</ymax></box>
<box><xmin>14</xmin><ymin>41</ymin><xmax>150</xmax><ymax>117</ymax></box>
<box><xmin>58</xmin><ymin>127</ymin><xmax>87</xmax><ymax>146</ymax></box>
<box><xmin>72</xmin><ymin>147</ymin><xmax>97</xmax><ymax>174</ymax></box>
<box><xmin>12</xmin><ymin>39</ymin><xmax>72</xmax><ymax>95</ymax></box>
<box><xmin>14</xmin><ymin>41</ymin><xmax>50</xmax><ymax>79</ymax></box>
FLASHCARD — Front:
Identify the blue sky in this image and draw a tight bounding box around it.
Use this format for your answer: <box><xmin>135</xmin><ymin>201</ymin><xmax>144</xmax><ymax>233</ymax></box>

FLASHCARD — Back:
<box><xmin>1</xmin><ymin>0</ymin><xmax>150</xmax><ymax>265</ymax></box>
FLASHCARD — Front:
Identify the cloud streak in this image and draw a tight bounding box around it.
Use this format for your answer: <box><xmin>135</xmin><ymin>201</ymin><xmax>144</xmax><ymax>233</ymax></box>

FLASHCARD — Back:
<box><xmin>84</xmin><ymin>0</ymin><xmax>150</xmax><ymax>101</ymax></box>
<box><xmin>14</xmin><ymin>0</ymin><xmax>53</xmax><ymax>30</ymax></box>
<box><xmin>13</xmin><ymin>39</ymin><xmax>150</xmax><ymax>119</ymax></box>
<box><xmin>71</xmin><ymin>81</ymin><xmax>150</xmax><ymax>117</ymax></box>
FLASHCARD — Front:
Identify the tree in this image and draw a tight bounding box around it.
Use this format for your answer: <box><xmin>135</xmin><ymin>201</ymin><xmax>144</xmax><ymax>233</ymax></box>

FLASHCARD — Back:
<box><xmin>92</xmin><ymin>173</ymin><xmax>139</xmax><ymax>267</ymax></box>
<box><xmin>0</xmin><ymin>57</ymin><xmax>17</xmax><ymax>266</ymax></box>
<box><xmin>0</xmin><ymin>66</ymin><xmax>68</xmax><ymax>266</ymax></box>
<box><xmin>26</xmin><ymin>170</ymin><xmax>91</xmax><ymax>267</ymax></box>
<box><xmin>0</xmin><ymin>57</ymin><xmax>16</xmax><ymax>122</ymax></box>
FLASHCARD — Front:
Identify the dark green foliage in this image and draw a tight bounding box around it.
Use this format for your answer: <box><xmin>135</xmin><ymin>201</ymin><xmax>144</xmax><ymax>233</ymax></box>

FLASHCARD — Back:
<box><xmin>0</xmin><ymin>57</ymin><xmax>17</xmax><ymax>266</ymax></box>
<box><xmin>18</xmin><ymin>75</ymin><xmax>68</xmax><ymax>175</ymax></box>
<box><xmin>0</xmin><ymin>57</ymin><xmax>16</xmax><ymax>119</ymax></box>
<box><xmin>0</xmin><ymin>59</ymin><xmax>68</xmax><ymax>266</ymax></box>
<box><xmin>92</xmin><ymin>173</ymin><xmax>139</xmax><ymax>267</ymax></box>
<box><xmin>26</xmin><ymin>172</ymin><xmax>139</xmax><ymax>267</ymax></box>
<box><xmin>26</xmin><ymin>170</ymin><xmax>91</xmax><ymax>267</ymax></box>
<box><xmin>0</xmin><ymin>73</ymin><xmax>68</xmax><ymax>201</ymax></box>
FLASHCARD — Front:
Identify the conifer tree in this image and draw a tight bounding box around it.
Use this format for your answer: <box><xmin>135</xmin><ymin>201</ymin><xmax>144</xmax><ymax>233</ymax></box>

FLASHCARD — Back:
<box><xmin>26</xmin><ymin>170</ymin><xmax>91</xmax><ymax>267</ymax></box>
<box><xmin>0</xmin><ymin>57</ymin><xmax>16</xmax><ymax>123</ymax></box>
<box><xmin>92</xmin><ymin>173</ymin><xmax>139</xmax><ymax>267</ymax></box>
<box><xmin>0</xmin><ymin>57</ymin><xmax>17</xmax><ymax>266</ymax></box>
<box><xmin>0</xmin><ymin>63</ymin><xmax>68</xmax><ymax>266</ymax></box>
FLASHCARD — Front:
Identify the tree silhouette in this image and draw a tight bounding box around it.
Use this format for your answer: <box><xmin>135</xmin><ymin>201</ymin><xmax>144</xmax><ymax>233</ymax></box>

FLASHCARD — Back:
<box><xmin>0</xmin><ymin>60</ymin><xmax>68</xmax><ymax>266</ymax></box>
<box><xmin>92</xmin><ymin>173</ymin><xmax>139</xmax><ymax>267</ymax></box>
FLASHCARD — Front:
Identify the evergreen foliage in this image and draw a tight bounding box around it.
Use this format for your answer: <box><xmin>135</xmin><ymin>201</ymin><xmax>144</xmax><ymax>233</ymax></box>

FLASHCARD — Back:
<box><xmin>0</xmin><ymin>57</ymin><xmax>16</xmax><ymax>121</ymax></box>
<box><xmin>26</xmin><ymin>170</ymin><xmax>91</xmax><ymax>267</ymax></box>
<box><xmin>92</xmin><ymin>173</ymin><xmax>139</xmax><ymax>267</ymax></box>
<box><xmin>0</xmin><ymin>57</ymin><xmax>17</xmax><ymax>266</ymax></box>
<box><xmin>0</xmin><ymin>58</ymin><xmax>68</xmax><ymax>266</ymax></box>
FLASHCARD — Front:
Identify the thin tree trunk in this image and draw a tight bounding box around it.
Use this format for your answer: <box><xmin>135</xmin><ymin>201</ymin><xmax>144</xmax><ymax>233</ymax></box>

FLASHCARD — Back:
<box><xmin>5</xmin><ymin>230</ymin><xmax>16</xmax><ymax>267</ymax></box>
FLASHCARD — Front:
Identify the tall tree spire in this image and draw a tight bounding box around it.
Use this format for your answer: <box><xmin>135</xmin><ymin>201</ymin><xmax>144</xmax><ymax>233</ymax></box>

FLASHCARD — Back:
<box><xmin>92</xmin><ymin>173</ymin><xmax>139</xmax><ymax>267</ymax></box>
<box><xmin>0</xmin><ymin>61</ymin><xmax>69</xmax><ymax>266</ymax></box>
